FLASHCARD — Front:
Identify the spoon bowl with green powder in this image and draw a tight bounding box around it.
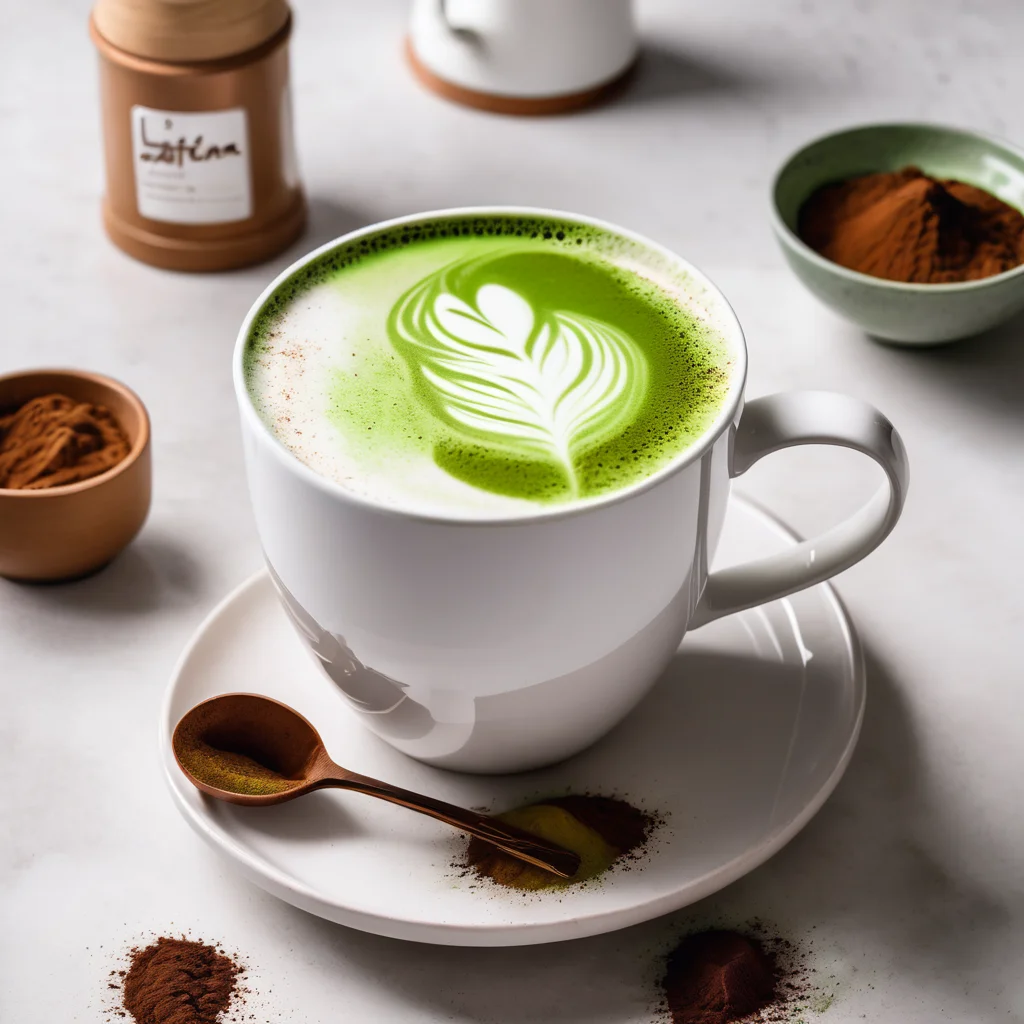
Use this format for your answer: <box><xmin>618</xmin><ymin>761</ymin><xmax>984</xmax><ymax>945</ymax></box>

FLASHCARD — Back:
<box><xmin>172</xmin><ymin>692</ymin><xmax>581</xmax><ymax>879</ymax></box>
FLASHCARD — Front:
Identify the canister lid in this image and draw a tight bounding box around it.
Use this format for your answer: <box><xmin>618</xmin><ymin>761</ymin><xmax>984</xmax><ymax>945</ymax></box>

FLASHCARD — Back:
<box><xmin>92</xmin><ymin>0</ymin><xmax>290</xmax><ymax>62</ymax></box>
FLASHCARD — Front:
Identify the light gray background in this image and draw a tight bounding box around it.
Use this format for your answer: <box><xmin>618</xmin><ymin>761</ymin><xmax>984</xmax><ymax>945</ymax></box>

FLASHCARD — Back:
<box><xmin>2</xmin><ymin>1</ymin><xmax>1022</xmax><ymax>1020</ymax></box>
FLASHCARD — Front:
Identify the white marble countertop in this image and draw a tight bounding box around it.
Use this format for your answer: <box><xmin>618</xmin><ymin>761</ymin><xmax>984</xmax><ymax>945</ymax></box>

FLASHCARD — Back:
<box><xmin>2</xmin><ymin>1</ymin><xmax>1022</xmax><ymax>1020</ymax></box>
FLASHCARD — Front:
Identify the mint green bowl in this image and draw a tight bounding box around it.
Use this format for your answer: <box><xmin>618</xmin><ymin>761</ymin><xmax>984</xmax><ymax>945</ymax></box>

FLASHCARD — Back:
<box><xmin>771</xmin><ymin>123</ymin><xmax>1024</xmax><ymax>345</ymax></box>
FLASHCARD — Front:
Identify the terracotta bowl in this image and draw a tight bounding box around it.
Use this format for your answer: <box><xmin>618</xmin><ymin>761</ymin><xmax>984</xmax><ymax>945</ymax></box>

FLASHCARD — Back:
<box><xmin>0</xmin><ymin>369</ymin><xmax>151</xmax><ymax>582</ymax></box>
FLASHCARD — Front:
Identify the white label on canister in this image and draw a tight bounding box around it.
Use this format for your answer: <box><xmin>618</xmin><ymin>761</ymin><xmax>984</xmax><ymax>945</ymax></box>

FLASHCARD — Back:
<box><xmin>130</xmin><ymin>106</ymin><xmax>253</xmax><ymax>225</ymax></box>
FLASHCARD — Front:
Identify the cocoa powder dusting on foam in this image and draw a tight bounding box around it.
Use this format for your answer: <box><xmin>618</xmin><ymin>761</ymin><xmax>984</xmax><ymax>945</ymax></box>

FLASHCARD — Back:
<box><xmin>798</xmin><ymin>166</ymin><xmax>1024</xmax><ymax>283</ymax></box>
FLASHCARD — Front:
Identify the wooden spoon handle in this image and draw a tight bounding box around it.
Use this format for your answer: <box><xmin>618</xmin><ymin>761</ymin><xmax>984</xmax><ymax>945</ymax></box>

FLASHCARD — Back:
<box><xmin>320</xmin><ymin>770</ymin><xmax>581</xmax><ymax>879</ymax></box>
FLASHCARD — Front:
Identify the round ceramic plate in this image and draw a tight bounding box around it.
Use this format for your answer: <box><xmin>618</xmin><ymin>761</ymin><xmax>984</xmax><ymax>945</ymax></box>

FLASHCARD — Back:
<box><xmin>161</xmin><ymin>496</ymin><xmax>864</xmax><ymax>947</ymax></box>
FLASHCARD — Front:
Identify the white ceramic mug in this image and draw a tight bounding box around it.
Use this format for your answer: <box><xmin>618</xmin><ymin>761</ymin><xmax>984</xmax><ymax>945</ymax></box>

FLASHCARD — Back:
<box><xmin>408</xmin><ymin>0</ymin><xmax>638</xmax><ymax>103</ymax></box>
<box><xmin>233</xmin><ymin>208</ymin><xmax>908</xmax><ymax>774</ymax></box>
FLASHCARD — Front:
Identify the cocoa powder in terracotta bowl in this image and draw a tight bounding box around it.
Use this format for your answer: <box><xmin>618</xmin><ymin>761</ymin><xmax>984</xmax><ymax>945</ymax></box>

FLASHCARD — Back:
<box><xmin>0</xmin><ymin>368</ymin><xmax>151</xmax><ymax>581</ymax></box>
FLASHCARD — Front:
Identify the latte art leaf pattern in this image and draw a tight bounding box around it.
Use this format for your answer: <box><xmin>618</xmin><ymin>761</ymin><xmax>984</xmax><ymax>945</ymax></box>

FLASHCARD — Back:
<box><xmin>389</xmin><ymin>259</ymin><xmax>649</xmax><ymax>495</ymax></box>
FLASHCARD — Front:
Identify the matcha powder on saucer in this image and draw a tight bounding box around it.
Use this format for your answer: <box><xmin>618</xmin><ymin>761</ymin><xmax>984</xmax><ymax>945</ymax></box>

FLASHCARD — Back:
<box><xmin>462</xmin><ymin>794</ymin><xmax>656</xmax><ymax>891</ymax></box>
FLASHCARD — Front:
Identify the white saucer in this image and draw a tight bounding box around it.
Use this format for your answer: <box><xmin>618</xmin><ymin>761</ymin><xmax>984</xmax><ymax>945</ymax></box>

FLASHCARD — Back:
<box><xmin>161</xmin><ymin>497</ymin><xmax>863</xmax><ymax>947</ymax></box>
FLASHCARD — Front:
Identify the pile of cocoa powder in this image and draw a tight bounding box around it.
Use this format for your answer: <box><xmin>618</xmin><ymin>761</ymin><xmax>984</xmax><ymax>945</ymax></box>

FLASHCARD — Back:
<box><xmin>659</xmin><ymin>925</ymin><xmax>815</xmax><ymax>1024</ymax></box>
<box><xmin>105</xmin><ymin>936</ymin><xmax>248</xmax><ymax>1024</ymax></box>
<box><xmin>799</xmin><ymin>165</ymin><xmax>1024</xmax><ymax>283</ymax></box>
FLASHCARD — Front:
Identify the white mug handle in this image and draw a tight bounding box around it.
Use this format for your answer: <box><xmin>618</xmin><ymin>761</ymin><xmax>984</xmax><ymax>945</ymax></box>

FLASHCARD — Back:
<box><xmin>690</xmin><ymin>391</ymin><xmax>909</xmax><ymax>628</ymax></box>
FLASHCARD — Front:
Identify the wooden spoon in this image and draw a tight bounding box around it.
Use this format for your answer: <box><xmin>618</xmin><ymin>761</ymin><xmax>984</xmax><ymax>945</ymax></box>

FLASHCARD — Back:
<box><xmin>172</xmin><ymin>692</ymin><xmax>581</xmax><ymax>879</ymax></box>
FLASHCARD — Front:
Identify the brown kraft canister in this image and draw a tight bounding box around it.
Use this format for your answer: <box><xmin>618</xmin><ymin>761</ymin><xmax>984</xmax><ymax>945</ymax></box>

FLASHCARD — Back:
<box><xmin>90</xmin><ymin>0</ymin><xmax>306</xmax><ymax>272</ymax></box>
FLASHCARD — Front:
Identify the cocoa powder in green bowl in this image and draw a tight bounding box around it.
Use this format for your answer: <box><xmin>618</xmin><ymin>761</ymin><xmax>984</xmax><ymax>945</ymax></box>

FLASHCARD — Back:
<box><xmin>771</xmin><ymin>122</ymin><xmax>1024</xmax><ymax>345</ymax></box>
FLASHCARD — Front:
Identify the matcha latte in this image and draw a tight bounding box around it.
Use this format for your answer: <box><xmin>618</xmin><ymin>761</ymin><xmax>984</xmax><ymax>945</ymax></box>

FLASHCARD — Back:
<box><xmin>244</xmin><ymin>214</ymin><xmax>733</xmax><ymax>516</ymax></box>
